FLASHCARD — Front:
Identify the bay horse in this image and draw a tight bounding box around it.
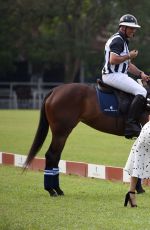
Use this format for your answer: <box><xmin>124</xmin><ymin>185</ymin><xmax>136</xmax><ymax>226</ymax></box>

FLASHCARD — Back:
<box><xmin>24</xmin><ymin>80</ymin><xmax>150</xmax><ymax>196</ymax></box>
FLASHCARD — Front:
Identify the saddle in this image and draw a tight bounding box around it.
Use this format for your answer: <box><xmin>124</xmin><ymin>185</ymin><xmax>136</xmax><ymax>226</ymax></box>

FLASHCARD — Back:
<box><xmin>96</xmin><ymin>78</ymin><xmax>134</xmax><ymax>117</ymax></box>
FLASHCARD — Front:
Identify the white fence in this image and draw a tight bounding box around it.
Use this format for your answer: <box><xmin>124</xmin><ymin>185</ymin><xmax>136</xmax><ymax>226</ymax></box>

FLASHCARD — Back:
<box><xmin>0</xmin><ymin>81</ymin><xmax>63</xmax><ymax>109</ymax></box>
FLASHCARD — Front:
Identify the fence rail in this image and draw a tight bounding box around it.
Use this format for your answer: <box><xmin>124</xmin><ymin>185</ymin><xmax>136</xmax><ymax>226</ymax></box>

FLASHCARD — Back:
<box><xmin>0</xmin><ymin>81</ymin><xmax>63</xmax><ymax>109</ymax></box>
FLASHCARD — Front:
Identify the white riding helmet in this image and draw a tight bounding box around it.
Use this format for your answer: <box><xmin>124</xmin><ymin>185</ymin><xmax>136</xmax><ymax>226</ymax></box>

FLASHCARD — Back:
<box><xmin>119</xmin><ymin>14</ymin><xmax>141</xmax><ymax>28</ymax></box>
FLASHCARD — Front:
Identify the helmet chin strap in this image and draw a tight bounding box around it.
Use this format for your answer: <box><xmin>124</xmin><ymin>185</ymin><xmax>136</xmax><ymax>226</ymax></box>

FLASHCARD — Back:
<box><xmin>124</xmin><ymin>27</ymin><xmax>129</xmax><ymax>38</ymax></box>
<box><xmin>119</xmin><ymin>26</ymin><xmax>128</xmax><ymax>38</ymax></box>
<box><xmin>120</xmin><ymin>26</ymin><xmax>135</xmax><ymax>38</ymax></box>
<box><xmin>124</xmin><ymin>26</ymin><xmax>135</xmax><ymax>38</ymax></box>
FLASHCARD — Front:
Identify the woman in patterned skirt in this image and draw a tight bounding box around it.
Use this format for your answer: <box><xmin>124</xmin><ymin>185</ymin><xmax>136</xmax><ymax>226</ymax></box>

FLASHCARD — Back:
<box><xmin>124</xmin><ymin>121</ymin><xmax>150</xmax><ymax>207</ymax></box>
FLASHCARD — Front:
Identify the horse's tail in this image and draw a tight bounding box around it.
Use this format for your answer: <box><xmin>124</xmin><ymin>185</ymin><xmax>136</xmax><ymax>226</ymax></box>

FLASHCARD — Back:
<box><xmin>24</xmin><ymin>90</ymin><xmax>52</xmax><ymax>169</ymax></box>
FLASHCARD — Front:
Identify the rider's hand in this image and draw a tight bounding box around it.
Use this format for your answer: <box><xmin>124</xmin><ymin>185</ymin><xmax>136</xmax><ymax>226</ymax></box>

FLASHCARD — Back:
<box><xmin>129</xmin><ymin>50</ymin><xmax>138</xmax><ymax>59</ymax></box>
<box><xmin>141</xmin><ymin>71</ymin><xmax>150</xmax><ymax>82</ymax></box>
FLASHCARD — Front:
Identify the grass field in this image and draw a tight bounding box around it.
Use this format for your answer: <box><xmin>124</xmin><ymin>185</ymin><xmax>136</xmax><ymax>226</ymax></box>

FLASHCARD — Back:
<box><xmin>0</xmin><ymin>109</ymin><xmax>135</xmax><ymax>167</ymax></box>
<box><xmin>0</xmin><ymin>110</ymin><xmax>150</xmax><ymax>229</ymax></box>
<box><xmin>0</xmin><ymin>165</ymin><xmax>150</xmax><ymax>230</ymax></box>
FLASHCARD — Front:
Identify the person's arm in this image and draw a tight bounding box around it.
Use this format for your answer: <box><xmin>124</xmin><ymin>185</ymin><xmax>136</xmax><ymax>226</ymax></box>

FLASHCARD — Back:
<box><xmin>109</xmin><ymin>50</ymin><xmax>138</xmax><ymax>65</ymax></box>
<box><xmin>109</xmin><ymin>37</ymin><xmax>126</xmax><ymax>64</ymax></box>
<box><xmin>109</xmin><ymin>52</ymin><xmax>129</xmax><ymax>65</ymax></box>
<box><xmin>128</xmin><ymin>63</ymin><xmax>149</xmax><ymax>81</ymax></box>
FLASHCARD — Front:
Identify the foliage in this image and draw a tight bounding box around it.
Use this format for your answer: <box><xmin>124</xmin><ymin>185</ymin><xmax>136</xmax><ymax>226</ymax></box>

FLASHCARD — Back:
<box><xmin>0</xmin><ymin>1</ymin><xmax>150</xmax><ymax>82</ymax></box>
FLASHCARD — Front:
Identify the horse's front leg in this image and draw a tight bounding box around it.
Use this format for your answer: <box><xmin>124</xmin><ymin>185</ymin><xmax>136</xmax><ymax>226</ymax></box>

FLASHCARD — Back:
<box><xmin>44</xmin><ymin>135</ymin><xmax>68</xmax><ymax>197</ymax></box>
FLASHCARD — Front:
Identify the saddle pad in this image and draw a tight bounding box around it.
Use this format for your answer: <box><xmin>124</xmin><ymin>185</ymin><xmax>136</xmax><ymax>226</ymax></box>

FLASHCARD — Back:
<box><xmin>95</xmin><ymin>86</ymin><xmax>120</xmax><ymax>117</ymax></box>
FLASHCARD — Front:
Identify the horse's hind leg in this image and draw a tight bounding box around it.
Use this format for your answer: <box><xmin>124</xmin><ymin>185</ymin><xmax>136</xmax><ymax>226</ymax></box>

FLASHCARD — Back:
<box><xmin>44</xmin><ymin>132</ymin><xmax>70</xmax><ymax>197</ymax></box>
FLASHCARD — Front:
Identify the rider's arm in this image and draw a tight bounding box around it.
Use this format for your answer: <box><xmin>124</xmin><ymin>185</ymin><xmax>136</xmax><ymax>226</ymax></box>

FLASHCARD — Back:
<box><xmin>109</xmin><ymin>37</ymin><xmax>129</xmax><ymax>65</ymax></box>
<box><xmin>128</xmin><ymin>63</ymin><xmax>149</xmax><ymax>81</ymax></box>
<box><xmin>110</xmin><ymin>49</ymin><xmax>138</xmax><ymax>65</ymax></box>
<box><xmin>109</xmin><ymin>52</ymin><xmax>130</xmax><ymax>65</ymax></box>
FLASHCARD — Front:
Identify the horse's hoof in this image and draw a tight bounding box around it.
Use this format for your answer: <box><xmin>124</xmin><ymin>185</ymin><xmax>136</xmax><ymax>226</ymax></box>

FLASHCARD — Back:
<box><xmin>48</xmin><ymin>189</ymin><xmax>58</xmax><ymax>197</ymax></box>
<box><xmin>55</xmin><ymin>187</ymin><xmax>64</xmax><ymax>196</ymax></box>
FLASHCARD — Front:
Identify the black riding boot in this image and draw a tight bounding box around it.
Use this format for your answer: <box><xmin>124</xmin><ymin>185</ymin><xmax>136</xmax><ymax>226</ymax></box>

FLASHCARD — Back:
<box><xmin>125</xmin><ymin>95</ymin><xmax>146</xmax><ymax>139</ymax></box>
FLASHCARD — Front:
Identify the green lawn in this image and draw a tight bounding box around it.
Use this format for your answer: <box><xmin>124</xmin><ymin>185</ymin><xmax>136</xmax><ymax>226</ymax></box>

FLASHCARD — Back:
<box><xmin>0</xmin><ymin>110</ymin><xmax>150</xmax><ymax>230</ymax></box>
<box><xmin>1</xmin><ymin>166</ymin><xmax>150</xmax><ymax>230</ymax></box>
<box><xmin>0</xmin><ymin>110</ymin><xmax>134</xmax><ymax>167</ymax></box>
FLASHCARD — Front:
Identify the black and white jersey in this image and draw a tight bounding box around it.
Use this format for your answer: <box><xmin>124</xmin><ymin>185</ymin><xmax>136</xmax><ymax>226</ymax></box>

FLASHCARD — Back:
<box><xmin>102</xmin><ymin>32</ymin><xmax>130</xmax><ymax>75</ymax></box>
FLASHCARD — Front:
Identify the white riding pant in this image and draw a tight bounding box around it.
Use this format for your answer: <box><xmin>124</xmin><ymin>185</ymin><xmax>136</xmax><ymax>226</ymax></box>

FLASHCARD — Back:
<box><xmin>102</xmin><ymin>73</ymin><xmax>147</xmax><ymax>98</ymax></box>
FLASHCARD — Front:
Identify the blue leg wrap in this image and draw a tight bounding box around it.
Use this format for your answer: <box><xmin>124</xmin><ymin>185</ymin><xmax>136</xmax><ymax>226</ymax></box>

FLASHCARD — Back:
<box><xmin>44</xmin><ymin>168</ymin><xmax>59</xmax><ymax>191</ymax></box>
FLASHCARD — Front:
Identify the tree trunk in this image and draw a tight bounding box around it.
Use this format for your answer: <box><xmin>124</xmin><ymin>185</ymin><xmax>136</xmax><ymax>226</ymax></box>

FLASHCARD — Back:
<box><xmin>64</xmin><ymin>52</ymin><xmax>81</xmax><ymax>83</ymax></box>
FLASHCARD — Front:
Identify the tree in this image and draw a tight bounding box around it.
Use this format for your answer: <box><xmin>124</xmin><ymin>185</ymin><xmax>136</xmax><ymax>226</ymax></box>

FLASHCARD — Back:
<box><xmin>0</xmin><ymin>0</ymin><xmax>149</xmax><ymax>83</ymax></box>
